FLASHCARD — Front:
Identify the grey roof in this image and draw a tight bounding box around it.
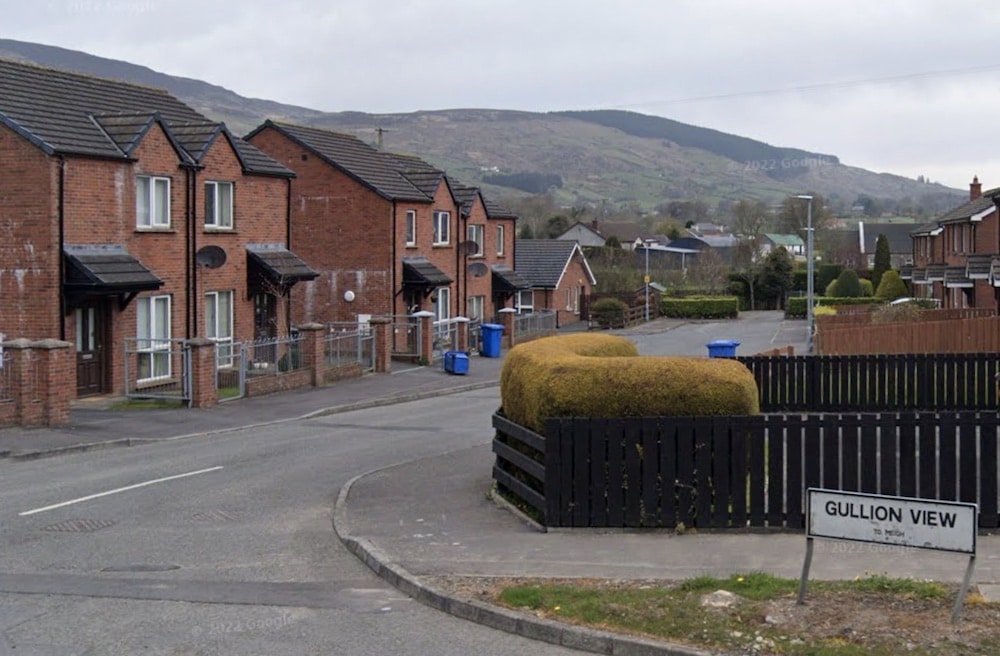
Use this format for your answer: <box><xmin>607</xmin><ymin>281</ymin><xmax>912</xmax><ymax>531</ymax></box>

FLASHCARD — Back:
<box><xmin>402</xmin><ymin>257</ymin><xmax>452</xmax><ymax>287</ymax></box>
<box><xmin>491</xmin><ymin>264</ymin><xmax>530</xmax><ymax>292</ymax></box>
<box><xmin>967</xmin><ymin>254</ymin><xmax>995</xmax><ymax>279</ymax></box>
<box><xmin>936</xmin><ymin>193</ymin><xmax>996</xmax><ymax>223</ymax></box>
<box><xmin>514</xmin><ymin>239</ymin><xmax>595</xmax><ymax>288</ymax></box>
<box><xmin>944</xmin><ymin>266</ymin><xmax>973</xmax><ymax>288</ymax></box>
<box><xmin>63</xmin><ymin>244</ymin><xmax>162</xmax><ymax>292</ymax></box>
<box><xmin>246</xmin><ymin>244</ymin><xmax>317</xmax><ymax>285</ymax></box>
<box><xmin>858</xmin><ymin>222</ymin><xmax>916</xmax><ymax>255</ymax></box>
<box><xmin>0</xmin><ymin>58</ymin><xmax>290</xmax><ymax>176</ymax></box>
<box><xmin>248</xmin><ymin>120</ymin><xmax>429</xmax><ymax>201</ymax></box>
<box><xmin>483</xmin><ymin>196</ymin><xmax>517</xmax><ymax>220</ymax></box>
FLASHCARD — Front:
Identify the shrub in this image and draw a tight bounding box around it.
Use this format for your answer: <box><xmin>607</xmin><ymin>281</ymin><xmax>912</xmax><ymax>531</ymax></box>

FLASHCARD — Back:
<box><xmin>590</xmin><ymin>297</ymin><xmax>630</xmax><ymax>328</ymax></box>
<box><xmin>859</xmin><ymin>278</ymin><xmax>874</xmax><ymax>296</ymax></box>
<box><xmin>660</xmin><ymin>296</ymin><xmax>739</xmax><ymax>319</ymax></box>
<box><xmin>500</xmin><ymin>333</ymin><xmax>760</xmax><ymax>433</ymax></box>
<box><xmin>830</xmin><ymin>269</ymin><xmax>863</xmax><ymax>297</ymax></box>
<box><xmin>875</xmin><ymin>270</ymin><xmax>908</xmax><ymax>300</ymax></box>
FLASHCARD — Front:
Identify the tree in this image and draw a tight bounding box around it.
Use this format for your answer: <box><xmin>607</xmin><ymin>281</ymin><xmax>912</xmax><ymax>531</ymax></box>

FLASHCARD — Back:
<box><xmin>543</xmin><ymin>215</ymin><xmax>570</xmax><ymax>239</ymax></box>
<box><xmin>518</xmin><ymin>222</ymin><xmax>534</xmax><ymax>239</ymax></box>
<box><xmin>757</xmin><ymin>247</ymin><xmax>794</xmax><ymax>310</ymax></box>
<box><xmin>729</xmin><ymin>200</ymin><xmax>772</xmax><ymax>310</ymax></box>
<box><xmin>831</xmin><ymin>269</ymin><xmax>863</xmax><ymax>297</ymax></box>
<box><xmin>875</xmin><ymin>270</ymin><xmax>908</xmax><ymax>300</ymax></box>
<box><xmin>776</xmin><ymin>193</ymin><xmax>834</xmax><ymax>256</ymax></box>
<box><xmin>872</xmin><ymin>233</ymin><xmax>891</xmax><ymax>291</ymax></box>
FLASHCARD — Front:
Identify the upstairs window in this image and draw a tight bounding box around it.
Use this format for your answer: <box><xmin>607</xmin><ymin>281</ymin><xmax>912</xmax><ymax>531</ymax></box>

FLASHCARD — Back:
<box><xmin>467</xmin><ymin>224</ymin><xmax>484</xmax><ymax>256</ymax></box>
<box><xmin>205</xmin><ymin>181</ymin><xmax>234</xmax><ymax>229</ymax></box>
<box><xmin>433</xmin><ymin>211</ymin><xmax>450</xmax><ymax>245</ymax></box>
<box><xmin>496</xmin><ymin>225</ymin><xmax>505</xmax><ymax>256</ymax></box>
<box><xmin>136</xmin><ymin>176</ymin><xmax>170</xmax><ymax>228</ymax></box>
<box><xmin>405</xmin><ymin>210</ymin><xmax>416</xmax><ymax>246</ymax></box>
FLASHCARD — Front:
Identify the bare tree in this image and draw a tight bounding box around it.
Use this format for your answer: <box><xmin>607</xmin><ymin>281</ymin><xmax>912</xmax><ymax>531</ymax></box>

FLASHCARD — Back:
<box><xmin>729</xmin><ymin>200</ymin><xmax>772</xmax><ymax>310</ymax></box>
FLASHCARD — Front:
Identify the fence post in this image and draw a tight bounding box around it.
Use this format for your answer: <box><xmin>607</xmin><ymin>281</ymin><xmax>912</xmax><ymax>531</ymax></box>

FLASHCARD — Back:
<box><xmin>369</xmin><ymin>316</ymin><xmax>393</xmax><ymax>373</ymax></box>
<box><xmin>499</xmin><ymin>308</ymin><xmax>516</xmax><ymax>349</ymax></box>
<box><xmin>454</xmin><ymin>316</ymin><xmax>470</xmax><ymax>353</ymax></box>
<box><xmin>187</xmin><ymin>338</ymin><xmax>217</xmax><ymax>409</ymax></box>
<box><xmin>297</xmin><ymin>323</ymin><xmax>326</xmax><ymax>387</ymax></box>
<box><xmin>4</xmin><ymin>339</ymin><xmax>38</xmax><ymax>425</ymax></box>
<box><xmin>414</xmin><ymin>311</ymin><xmax>435</xmax><ymax>365</ymax></box>
<box><xmin>31</xmin><ymin>339</ymin><xmax>74</xmax><ymax>426</ymax></box>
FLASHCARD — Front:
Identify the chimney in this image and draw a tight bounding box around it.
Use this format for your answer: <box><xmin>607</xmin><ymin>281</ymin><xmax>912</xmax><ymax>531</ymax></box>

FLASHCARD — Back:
<box><xmin>591</xmin><ymin>219</ymin><xmax>600</xmax><ymax>233</ymax></box>
<box><xmin>971</xmin><ymin>175</ymin><xmax>982</xmax><ymax>200</ymax></box>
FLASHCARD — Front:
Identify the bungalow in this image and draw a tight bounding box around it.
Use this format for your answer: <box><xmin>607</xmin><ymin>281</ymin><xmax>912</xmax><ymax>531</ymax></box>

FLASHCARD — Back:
<box><xmin>514</xmin><ymin>240</ymin><xmax>597</xmax><ymax>327</ymax></box>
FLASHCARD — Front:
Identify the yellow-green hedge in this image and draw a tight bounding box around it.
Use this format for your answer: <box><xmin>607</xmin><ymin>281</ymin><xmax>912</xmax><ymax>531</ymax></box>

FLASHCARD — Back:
<box><xmin>500</xmin><ymin>333</ymin><xmax>760</xmax><ymax>433</ymax></box>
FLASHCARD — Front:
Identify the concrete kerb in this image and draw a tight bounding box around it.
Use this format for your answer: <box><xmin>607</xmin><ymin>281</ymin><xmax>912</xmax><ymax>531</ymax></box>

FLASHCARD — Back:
<box><xmin>1</xmin><ymin>380</ymin><xmax>500</xmax><ymax>461</ymax></box>
<box><xmin>333</xmin><ymin>469</ymin><xmax>710</xmax><ymax>656</ymax></box>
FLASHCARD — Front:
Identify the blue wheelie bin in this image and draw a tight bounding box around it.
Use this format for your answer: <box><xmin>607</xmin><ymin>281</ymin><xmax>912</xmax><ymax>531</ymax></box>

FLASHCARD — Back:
<box><xmin>480</xmin><ymin>323</ymin><xmax>504</xmax><ymax>358</ymax></box>
<box><xmin>706</xmin><ymin>339</ymin><xmax>740</xmax><ymax>358</ymax></box>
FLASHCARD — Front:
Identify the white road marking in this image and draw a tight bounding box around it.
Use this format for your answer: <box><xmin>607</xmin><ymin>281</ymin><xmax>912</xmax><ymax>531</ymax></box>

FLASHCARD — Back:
<box><xmin>19</xmin><ymin>466</ymin><xmax>224</xmax><ymax>516</ymax></box>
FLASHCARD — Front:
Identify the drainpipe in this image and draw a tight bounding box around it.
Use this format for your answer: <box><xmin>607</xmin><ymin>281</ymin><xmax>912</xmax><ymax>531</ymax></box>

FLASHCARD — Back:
<box><xmin>285</xmin><ymin>176</ymin><xmax>293</xmax><ymax>333</ymax></box>
<box><xmin>186</xmin><ymin>166</ymin><xmax>196</xmax><ymax>339</ymax></box>
<box><xmin>391</xmin><ymin>201</ymin><xmax>398</xmax><ymax>315</ymax></box>
<box><xmin>57</xmin><ymin>156</ymin><xmax>66</xmax><ymax>340</ymax></box>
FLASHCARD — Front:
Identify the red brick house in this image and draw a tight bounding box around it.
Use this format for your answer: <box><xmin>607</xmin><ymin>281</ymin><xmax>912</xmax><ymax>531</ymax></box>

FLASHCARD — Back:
<box><xmin>0</xmin><ymin>60</ymin><xmax>313</xmax><ymax>397</ymax></box>
<box><xmin>906</xmin><ymin>177</ymin><xmax>998</xmax><ymax>309</ymax></box>
<box><xmin>514</xmin><ymin>239</ymin><xmax>596</xmax><ymax>327</ymax></box>
<box><xmin>245</xmin><ymin>121</ymin><xmax>522</xmax><ymax>325</ymax></box>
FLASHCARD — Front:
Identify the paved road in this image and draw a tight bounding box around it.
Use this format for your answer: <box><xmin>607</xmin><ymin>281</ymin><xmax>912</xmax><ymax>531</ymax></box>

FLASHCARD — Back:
<box><xmin>0</xmin><ymin>389</ymin><xmax>582</xmax><ymax>656</ymax></box>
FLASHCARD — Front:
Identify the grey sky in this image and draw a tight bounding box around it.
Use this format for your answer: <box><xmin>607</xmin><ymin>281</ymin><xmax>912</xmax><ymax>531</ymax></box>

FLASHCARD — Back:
<box><xmin>5</xmin><ymin>0</ymin><xmax>1000</xmax><ymax>190</ymax></box>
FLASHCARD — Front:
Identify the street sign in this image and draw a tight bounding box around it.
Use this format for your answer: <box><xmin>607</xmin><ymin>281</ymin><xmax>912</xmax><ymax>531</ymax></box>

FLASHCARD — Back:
<box><xmin>807</xmin><ymin>489</ymin><xmax>977</xmax><ymax>554</ymax></box>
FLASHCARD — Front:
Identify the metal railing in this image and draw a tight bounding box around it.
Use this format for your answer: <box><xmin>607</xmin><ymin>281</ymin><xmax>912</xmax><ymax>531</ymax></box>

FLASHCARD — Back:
<box><xmin>390</xmin><ymin>316</ymin><xmax>420</xmax><ymax>359</ymax></box>
<box><xmin>0</xmin><ymin>350</ymin><xmax>13</xmax><ymax>403</ymax></box>
<box><xmin>245</xmin><ymin>334</ymin><xmax>303</xmax><ymax>377</ymax></box>
<box><xmin>513</xmin><ymin>309</ymin><xmax>557</xmax><ymax>338</ymax></box>
<box><xmin>123</xmin><ymin>337</ymin><xmax>191</xmax><ymax>403</ymax></box>
<box><xmin>325</xmin><ymin>323</ymin><xmax>375</xmax><ymax>372</ymax></box>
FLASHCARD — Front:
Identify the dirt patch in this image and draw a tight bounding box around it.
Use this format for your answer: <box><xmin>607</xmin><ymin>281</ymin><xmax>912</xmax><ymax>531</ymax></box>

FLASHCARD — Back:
<box><xmin>423</xmin><ymin>575</ymin><xmax>1000</xmax><ymax>655</ymax></box>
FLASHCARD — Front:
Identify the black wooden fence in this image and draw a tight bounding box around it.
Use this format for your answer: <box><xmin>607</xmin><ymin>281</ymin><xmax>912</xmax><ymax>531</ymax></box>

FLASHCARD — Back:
<box><xmin>492</xmin><ymin>410</ymin><xmax>1000</xmax><ymax>530</ymax></box>
<box><xmin>738</xmin><ymin>353</ymin><xmax>1000</xmax><ymax>412</ymax></box>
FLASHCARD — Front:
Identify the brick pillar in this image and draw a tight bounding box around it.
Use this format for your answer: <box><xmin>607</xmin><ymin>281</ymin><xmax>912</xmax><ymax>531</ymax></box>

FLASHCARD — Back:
<box><xmin>4</xmin><ymin>339</ymin><xmax>40</xmax><ymax>426</ymax></box>
<box><xmin>414</xmin><ymin>311</ymin><xmax>435</xmax><ymax>365</ymax></box>
<box><xmin>32</xmin><ymin>339</ymin><xmax>74</xmax><ymax>426</ymax></box>
<box><xmin>499</xmin><ymin>308</ymin><xmax>517</xmax><ymax>349</ymax></box>
<box><xmin>369</xmin><ymin>316</ymin><xmax>393</xmax><ymax>373</ymax></box>
<box><xmin>187</xmin><ymin>338</ymin><xmax>217</xmax><ymax>409</ymax></box>
<box><xmin>297</xmin><ymin>323</ymin><xmax>326</xmax><ymax>387</ymax></box>
<box><xmin>454</xmin><ymin>317</ymin><xmax>470</xmax><ymax>353</ymax></box>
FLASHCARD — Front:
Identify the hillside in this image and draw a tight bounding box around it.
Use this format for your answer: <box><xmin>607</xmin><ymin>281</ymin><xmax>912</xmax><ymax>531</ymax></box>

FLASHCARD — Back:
<box><xmin>0</xmin><ymin>39</ymin><xmax>964</xmax><ymax>213</ymax></box>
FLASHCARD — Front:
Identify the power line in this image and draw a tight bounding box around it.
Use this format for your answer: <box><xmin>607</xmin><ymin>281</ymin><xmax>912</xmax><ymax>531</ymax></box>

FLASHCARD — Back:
<box><xmin>614</xmin><ymin>63</ymin><xmax>1000</xmax><ymax>109</ymax></box>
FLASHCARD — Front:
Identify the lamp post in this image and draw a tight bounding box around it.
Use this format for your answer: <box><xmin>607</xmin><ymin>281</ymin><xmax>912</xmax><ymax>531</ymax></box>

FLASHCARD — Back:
<box><xmin>643</xmin><ymin>240</ymin><xmax>654</xmax><ymax>322</ymax></box>
<box><xmin>795</xmin><ymin>195</ymin><xmax>814</xmax><ymax>354</ymax></box>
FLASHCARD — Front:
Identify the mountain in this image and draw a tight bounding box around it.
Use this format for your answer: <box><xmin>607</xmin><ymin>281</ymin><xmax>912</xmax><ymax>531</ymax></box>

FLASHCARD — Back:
<box><xmin>0</xmin><ymin>39</ymin><xmax>964</xmax><ymax>214</ymax></box>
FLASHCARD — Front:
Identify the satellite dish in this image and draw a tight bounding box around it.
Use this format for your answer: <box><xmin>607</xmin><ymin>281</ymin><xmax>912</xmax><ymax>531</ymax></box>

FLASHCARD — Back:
<box><xmin>458</xmin><ymin>240</ymin><xmax>480</xmax><ymax>256</ymax></box>
<box><xmin>196</xmin><ymin>245</ymin><xmax>227</xmax><ymax>269</ymax></box>
<box><xmin>467</xmin><ymin>262</ymin><xmax>489</xmax><ymax>277</ymax></box>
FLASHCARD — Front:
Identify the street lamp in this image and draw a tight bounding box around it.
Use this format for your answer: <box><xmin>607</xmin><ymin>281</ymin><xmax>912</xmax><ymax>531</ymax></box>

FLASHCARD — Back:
<box><xmin>795</xmin><ymin>195</ymin><xmax>814</xmax><ymax>354</ymax></box>
<box><xmin>643</xmin><ymin>240</ymin><xmax>655</xmax><ymax>322</ymax></box>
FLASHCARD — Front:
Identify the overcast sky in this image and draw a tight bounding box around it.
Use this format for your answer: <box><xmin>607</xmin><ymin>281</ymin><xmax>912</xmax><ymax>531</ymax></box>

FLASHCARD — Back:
<box><xmin>5</xmin><ymin>0</ymin><xmax>1000</xmax><ymax>190</ymax></box>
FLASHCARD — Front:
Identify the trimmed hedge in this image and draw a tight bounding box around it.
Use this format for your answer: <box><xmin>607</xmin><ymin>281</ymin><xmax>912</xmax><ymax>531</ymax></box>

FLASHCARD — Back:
<box><xmin>786</xmin><ymin>296</ymin><xmax>881</xmax><ymax>318</ymax></box>
<box><xmin>660</xmin><ymin>295</ymin><xmax>739</xmax><ymax>319</ymax></box>
<box><xmin>500</xmin><ymin>333</ymin><xmax>760</xmax><ymax>434</ymax></box>
<box><xmin>590</xmin><ymin>297</ymin><xmax>630</xmax><ymax>328</ymax></box>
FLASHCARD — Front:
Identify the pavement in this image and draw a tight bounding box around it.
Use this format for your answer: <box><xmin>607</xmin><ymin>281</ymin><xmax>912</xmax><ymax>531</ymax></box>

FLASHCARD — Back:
<box><xmin>4</xmin><ymin>313</ymin><xmax>999</xmax><ymax>656</ymax></box>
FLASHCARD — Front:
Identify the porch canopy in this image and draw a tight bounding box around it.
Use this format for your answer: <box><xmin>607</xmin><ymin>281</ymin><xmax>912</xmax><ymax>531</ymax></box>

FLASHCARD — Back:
<box><xmin>63</xmin><ymin>244</ymin><xmax>162</xmax><ymax>310</ymax></box>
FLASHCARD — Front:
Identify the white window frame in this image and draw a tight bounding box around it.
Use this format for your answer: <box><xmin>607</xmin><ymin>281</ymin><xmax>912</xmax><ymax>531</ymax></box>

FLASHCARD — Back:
<box><xmin>468</xmin><ymin>295</ymin><xmax>485</xmax><ymax>322</ymax></box>
<box><xmin>496</xmin><ymin>225</ymin><xmax>505</xmax><ymax>256</ymax></box>
<box><xmin>405</xmin><ymin>210</ymin><xmax>416</xmax><ymax>246</ymax></box>
<box><xmin>136</xmin><ymin>175</ymin><xmax>171</xmax><ymax>228</ymax></box>
<box><xmin>433</xmin><ymin>287</ymin><xmax>451</xmax><ymax>337</ymax></box>
<box><xmin>467</xmin><ymin>224</ymin><xmax>484</xmax><ymax>257</ymax></box>
<box><xmin>204</xmin><ymin>181</ymin><xmax>234</xmax><ymax>229</ymax></box>
<box><xmin>136</xmin><ymin>295</ymin><xmax>171</xmax><ymax>381</ymax></box>
<box><xmin>565</xmin><ymin>288</ymin><xmax>574</xmax><ymax>311</ymax></box>
<box><xmin>205</xmin><ymin>290</ymin><xmax>234</xmax><ymax>368</ymax></box>
<box><xmin>517</xmin><ymin>289</ymin><xmax>533</xmax><ymax>314</ymax></box>
<box><xmin>433</xmin><ymin>210</ymin><xmax>450</xmax><ymax>245</ymax></box>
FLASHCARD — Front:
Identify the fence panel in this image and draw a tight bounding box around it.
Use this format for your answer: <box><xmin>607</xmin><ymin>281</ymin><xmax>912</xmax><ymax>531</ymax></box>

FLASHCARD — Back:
<box><xmin>325</xmin><ymin>324</ymin><xmax>375</xmax><ymax>372</ymax></box>
<box><xmin>389</xmin><ymin>316</ymin><xmax>419</xmax><ymax>360</ymax></box>
<box><xmin>216</xmin><ymin>341</ymin><xmax>245</xmax><ymax>401</ymax></box>
<box><xmin>514</xmin><ymin>309</ymin><xmax>557</xmax><ymax>338</ymax></box>
<box><xmin>0</xmin><ymin>350</ymin><xmax>13</xmax><ymax>403</ymax></box>
<box><xmin>245</xmin><ymin>335</ymin><xmax>303</xmax><ymax>378</ymax></box>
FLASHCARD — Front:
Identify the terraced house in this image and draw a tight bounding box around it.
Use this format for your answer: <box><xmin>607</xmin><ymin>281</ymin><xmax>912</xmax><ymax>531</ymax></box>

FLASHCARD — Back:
<box><xmin>906</xmin><ymin>176</ymin><xmax>999</xmax><ymax>309</ymax></box>
<box><xmin>246</xmin><ymin>121</ymin><xmax>525</xmax><ymax>327</ymax></box>
<box><xmin>0</xmin><ymin>59</ymin><xmax>314</xmax><ymax>398</ymax></box>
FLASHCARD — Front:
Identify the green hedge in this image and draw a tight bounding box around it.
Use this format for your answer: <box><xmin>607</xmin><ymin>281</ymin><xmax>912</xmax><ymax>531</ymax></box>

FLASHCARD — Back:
<box><xmin>660</xmin><ymin>295</ymin><xmax>740</xmax><ymax>319</ymax></box>
<box><xmin>785</xmin><ymin>296</ymin><xmax>882</xmax><ymax>318</ymax></box>
<box><xmin>500</xmin><ymin>333</ymin><xmax>760</xmax><ymax>434</ymax></box>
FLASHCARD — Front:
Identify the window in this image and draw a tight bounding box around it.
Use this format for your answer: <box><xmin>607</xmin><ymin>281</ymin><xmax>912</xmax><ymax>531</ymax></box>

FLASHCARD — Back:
<box><xmin>467</xmin><ymin>224</ymin><xmax>484</xmax><ymax>256</ymax></box>
<box><xmin>405</xmin><ymin>210</ymin><xmax>416</xmax><ymax>246</ymax></box>
<box><xmin>496</xmin><ymin>225</ymin><xmax>505</xmax><ymax>256</ymax></box>
<box><xmin>468</xmin><ymin>295</ymin><xmax>485</xmax><ymax>321</ymax></box>
<box><xmin>136</xmin><ymin>176</ymin><xmax>170</xmax><ymax>228</ymax></box>
<box><xmin>517</xmin><ymin>289</ymin><xmax>533</xmax><ymax>314</ymax></box>
<box><xmin>565</xmin><ymin>288</ymin><xmax>574</xmax><ymax>311</ymax></box>
<box><xmin>433</xmin><ymin>287</ymin><xmax>450</xmax><ymax>336</ymax></box>
<box><xmin>205</xmin><ymin>181</ymin><xmax>234</xmax><ymax>229</ymax></box>
<box><xmin>433</xmin><ymin>211</ymin><xmax>450</xmax><ymax>245</ymax></box>
<box><xmin>136</xmin><ymin>295</ymin><xmax>171</xmax><ymax>381</ymax></box>
<box><xmin>205</xmin><ymin>291</ymin><xmax>234</xmax><ymax>367</ymax></box>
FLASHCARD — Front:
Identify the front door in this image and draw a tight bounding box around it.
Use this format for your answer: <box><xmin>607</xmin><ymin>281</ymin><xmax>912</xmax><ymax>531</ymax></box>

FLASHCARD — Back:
<box><xmin>75</xmin><ymin>302</ymin><xmax>107</xmax><ymax>397</ymax></box>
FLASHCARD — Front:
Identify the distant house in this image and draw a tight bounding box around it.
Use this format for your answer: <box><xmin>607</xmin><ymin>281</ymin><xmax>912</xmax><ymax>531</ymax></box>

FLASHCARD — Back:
<box><xmin>762</xmin><ymin>233</ymin><xmax>805</xmax><ymax>258</ymax></box>
<box><xmin>858</xmin><ymin>221</ymin><xmax>918</xmax><ymax>269</ymax></box>
<box><xmin>515</xmin><ymin>240</ymin><xmax>596</xmax><ymax>326</ymax></box>
<box><xmin>557</xmin><ymin>221</ymin><xmax>605</xmax><ymax>248</ymax></box>
<box><xmin>558</xmin><ymin>220</ymin><xmax>657</xmax><ymax>250</ymax></box>
<box><xmin>667</xmin><ymin>233</ymin><xmax>738</xmax><ymax>264</ymax></box>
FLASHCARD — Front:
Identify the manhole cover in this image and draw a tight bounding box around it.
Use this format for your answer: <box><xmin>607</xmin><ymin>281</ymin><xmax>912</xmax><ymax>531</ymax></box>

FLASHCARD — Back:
<box><xmin>40</xmin><ymin>518</ymin><xmax>116</xmax><ymax>533</ymax></box>
<box><xmin>190</xmin><ymin>510</ymin><xmax>238</xmax><ymax>522</ymax></box>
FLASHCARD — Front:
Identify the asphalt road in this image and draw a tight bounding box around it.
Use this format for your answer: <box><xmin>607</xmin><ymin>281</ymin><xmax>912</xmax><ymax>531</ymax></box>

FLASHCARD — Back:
<box><xmin>0</xmin><ymin>388</ymin><xmax>583</xmax><ymax>656</ymax></box>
